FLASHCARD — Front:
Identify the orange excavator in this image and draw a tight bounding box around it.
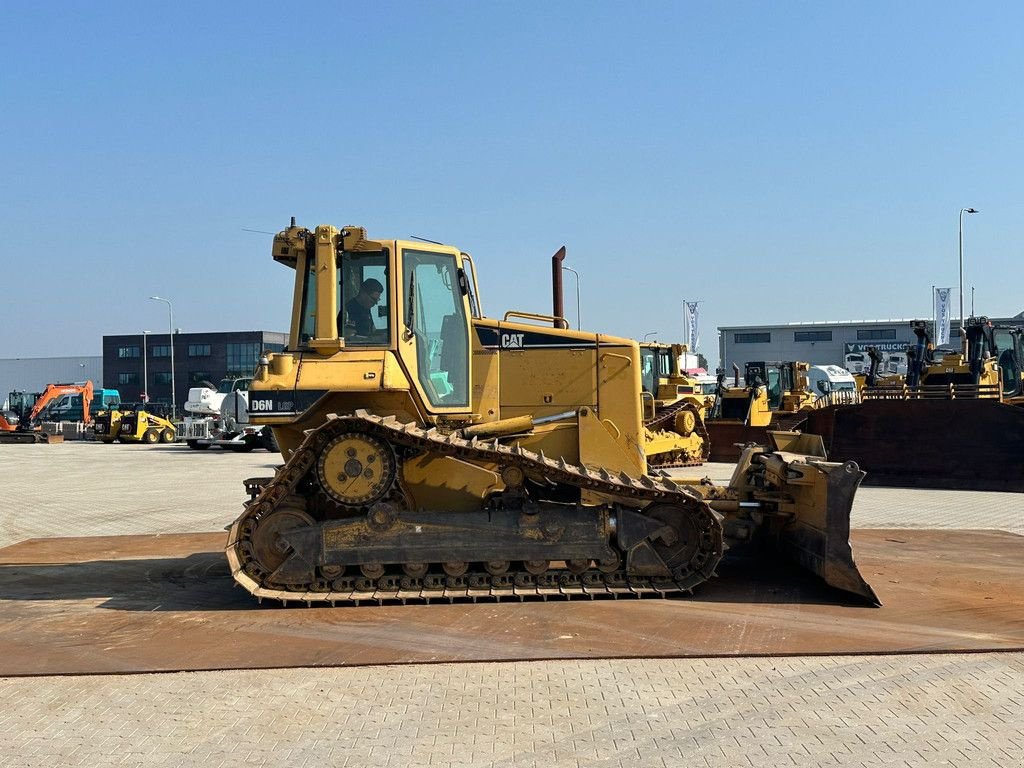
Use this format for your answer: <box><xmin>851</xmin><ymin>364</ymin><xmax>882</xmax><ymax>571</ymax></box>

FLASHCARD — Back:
<box><xmin>0</xmin><ymin>381</ymin><xmax>97</xmax><ymax>444</ymax></box>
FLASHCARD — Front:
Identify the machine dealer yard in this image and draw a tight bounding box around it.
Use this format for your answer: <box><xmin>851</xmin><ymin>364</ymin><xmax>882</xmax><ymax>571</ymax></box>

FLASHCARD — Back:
<box><xmin>1</xmin><ymin>442</ymin><xmax>1021</xmax><ymax>766</ymax></box>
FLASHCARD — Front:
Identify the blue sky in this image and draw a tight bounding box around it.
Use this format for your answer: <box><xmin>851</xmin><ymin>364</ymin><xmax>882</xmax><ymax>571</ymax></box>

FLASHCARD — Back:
<box><xmin>3</xmin><ymin>2</ymin><xmax>1022</xmax><ymax>366</ymax></box>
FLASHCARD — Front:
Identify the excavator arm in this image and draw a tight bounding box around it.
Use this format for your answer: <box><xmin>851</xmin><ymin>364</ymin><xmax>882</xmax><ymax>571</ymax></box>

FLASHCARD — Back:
<box><xmin>27</xmin><ymin>381</ymin><xmax>94</xmax><ymax>425</ymax></box>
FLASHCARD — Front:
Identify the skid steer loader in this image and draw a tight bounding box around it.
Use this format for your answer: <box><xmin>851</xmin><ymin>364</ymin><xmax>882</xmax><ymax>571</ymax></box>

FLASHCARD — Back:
<box><xmin>225</xmin><ymin>220</ymin><xmax>878</xmax><ymax>607</ymax></box>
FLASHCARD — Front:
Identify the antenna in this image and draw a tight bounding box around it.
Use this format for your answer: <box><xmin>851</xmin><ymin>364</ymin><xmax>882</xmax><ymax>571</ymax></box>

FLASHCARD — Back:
<box><xmin>410</xmin><ymin>234</ymin><xmax>444</xmax><ymax>245</ymax></box>
<box><xmin>241</xmin><ymin>228</ymin><xmax>276</xmax><ymax>235</ymax></box>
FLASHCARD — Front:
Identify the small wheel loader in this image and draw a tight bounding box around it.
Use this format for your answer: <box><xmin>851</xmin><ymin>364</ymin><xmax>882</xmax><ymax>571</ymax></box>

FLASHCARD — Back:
<box><xmin>224</xmin><ymin>220</ymin><xmax>878</xmax><ymax>607</ymax></box>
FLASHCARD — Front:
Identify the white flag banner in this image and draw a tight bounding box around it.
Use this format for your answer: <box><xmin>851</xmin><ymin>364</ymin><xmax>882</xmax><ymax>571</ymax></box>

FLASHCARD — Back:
<box><xmin>684</xmin><ymin>301</ymin><xmax>700</xmax><ymax>349</ymax></box>
<box><xmin>934</xmin><ymin>287</ymin><xmax>952</xmax><ymax>347</ymax></box>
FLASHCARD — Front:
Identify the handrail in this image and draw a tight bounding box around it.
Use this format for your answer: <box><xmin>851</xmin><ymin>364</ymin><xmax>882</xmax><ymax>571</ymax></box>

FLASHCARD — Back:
<box><xmin>862</xmin><ymin>382</ymin><xmax>1003</xmax><ymax>401</ymax></box>
<box><xmin>600</xmin><ymin>352</ymin><xmax>632</xmax><ymax>366</ymax></box>
<box><xmin>460</xmin><ymin>252</ymin><xmax>483</xmax><ymax>318</ymax></box>
<box><xmin>503</xmin><ymin>310</ymin><xmax>569</xmax><ymax>330</ymax></box>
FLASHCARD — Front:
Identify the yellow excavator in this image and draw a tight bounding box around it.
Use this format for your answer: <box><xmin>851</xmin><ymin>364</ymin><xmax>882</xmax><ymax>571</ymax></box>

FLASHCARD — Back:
<box><xmin>225</xmin><ymin>220</ymin><xmax>877</xmax><ymax>607</ymax></box>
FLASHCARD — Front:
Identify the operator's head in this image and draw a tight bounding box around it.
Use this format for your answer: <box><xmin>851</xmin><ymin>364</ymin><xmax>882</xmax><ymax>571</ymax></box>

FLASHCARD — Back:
<box><xmin>358</xmin><ymin>278</ymin><xmax>384</xmax><ymax>307</ymax></box>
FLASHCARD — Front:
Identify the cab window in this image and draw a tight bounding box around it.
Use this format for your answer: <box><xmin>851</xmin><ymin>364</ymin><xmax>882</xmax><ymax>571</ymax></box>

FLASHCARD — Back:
<box><xmin>657</xmin><ymin>349</ymin><xmax>673</xmax><ymax>377</ymax></box>
<box><xmin>298</xmin><ymin>257</ymin><xmax>317</xmax><ymax>344</ymax></box>
<box><xmin>402</xmin><ymin>250</ymin><xmax>469</xmax><ymax>408</ymax></box>
<box><xmin>766</xmin><ymin>368</ymin><xmax>782</xmax><ymax>409</ymax></box>
<box><xmin>338</xmin><ymin>251</ymin><xmax>390</xmax><ymax>346</ymax></box>
<box><xmin>640</xmin><ymin>348</ymin><xmax>657</xmax><ymax>395</ymax></box>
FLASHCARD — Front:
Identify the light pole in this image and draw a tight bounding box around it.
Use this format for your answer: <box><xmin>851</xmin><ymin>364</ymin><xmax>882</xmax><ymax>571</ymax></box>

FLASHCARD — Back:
<box><xmin>561</xmin><ymin>265</ymin><xmax>581</xmax><ymax>329</ymax></box>
<box><xmin>149</xmin><ymin>296</ymin><xmax>175</xmax><ymax>417</ymax></box>
<box><xmin>643</xmin><ymin>331</ymin><xmax>658</xmax><ymax>341</ymax></box>
<box><xmin>141</xmin><ymin>331</ymin><xmax>152</xmax><ymax>404</ymax></box>
<box><xmin>958</xmin><ymin>207</ymin><xmax>978</xmax><ymax>351</ymax></box>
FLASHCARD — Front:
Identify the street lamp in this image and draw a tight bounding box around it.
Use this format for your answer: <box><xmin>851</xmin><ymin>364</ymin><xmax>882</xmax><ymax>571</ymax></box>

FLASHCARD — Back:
<box><xmin>643</xmin><ymin>331</ymin><xmax>659</xmax><ymax>341</ymax></box>
<box><xmin>959</xmin><ymin>207</ymin><xmax>978</xmax><ymax>351</ymax></box>
<box><xmin>141</xmin><ymin>331</ymin><xmax>152</xmax><ymax>404</ymax></box>
<box><xmin>149</xmin><ymin>296</ymin><xmax>175</xmax><ymax>418</ymax></box>
<box><xmin>561</xmin><ymin>265</ymin><xmax>581</xmax><ymax>329</ymax></box>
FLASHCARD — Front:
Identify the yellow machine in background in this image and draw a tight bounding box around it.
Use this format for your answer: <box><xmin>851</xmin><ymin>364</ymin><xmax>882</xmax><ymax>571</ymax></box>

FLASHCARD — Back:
<box><xmin>114</xmin><ymin>409</ymin><xmax>177</xmax><ymax>444</ymax></box>
<box><xmin>805</xmin><ymin>317</ymin><xmax>1024</xmax><ymax>491</ymax></box>
<box><xmin>225</xmin><ymin>220</ymin><xmax>877</xmax><ymax>607</ymax></box>
<box><xmin>860</xmin><ymin>319</ymin><xmax>1003</xmax><ymax>400</ymax></box>
<box><xmin>705</xmin><ymin>361</ymin><xmax>817</xmax><ymax>461</ymax></box>
<box><xmin>93</xmin><ymin>408</ymin><xmax>123</xmax><ymax>443</ymax></box>
<box><xmin>639</xmin><ymin>342</ymin><xmax>712</xmax><ymax>467</ymax></box>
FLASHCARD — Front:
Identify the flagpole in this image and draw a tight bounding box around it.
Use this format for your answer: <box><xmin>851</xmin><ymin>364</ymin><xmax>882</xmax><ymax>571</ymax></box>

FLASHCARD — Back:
<box><xmin>682</xmin><ymin>299</ymin><xmax>688</xmax><ymax>347</ymax></box>
<box><xmin>932</xmin><ymin>285</ymin><xmax>936</xmax><ymax>342</ymax></box>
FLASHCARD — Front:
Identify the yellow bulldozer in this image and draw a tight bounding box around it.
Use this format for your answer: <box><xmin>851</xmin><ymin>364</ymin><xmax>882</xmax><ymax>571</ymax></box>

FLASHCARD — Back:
<box><xmin>225</xmin><ymin>220</ymin><xmax>877</xmax><ymax>606</ymax></box>
<box><xmin>705</xmin><ymin>360</ymin><xmax>818</xmax><ymax>461</ymax></box>
<box><xmin>639</xmin><ymin>342</ymin><xmax>712</xmax><ymax>468</ymax></box>
<box><xmin>806</xmin><ymin>317</ymin><xmax>1024</xmax><ymax>490</ymax></box>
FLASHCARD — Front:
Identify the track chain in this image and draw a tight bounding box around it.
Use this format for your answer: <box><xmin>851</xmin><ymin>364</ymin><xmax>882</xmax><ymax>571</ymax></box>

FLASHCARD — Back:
<box><xmin>226</xmin><ymin>409</ymin><xmax>722</xmax><ymax>605</ymax></box>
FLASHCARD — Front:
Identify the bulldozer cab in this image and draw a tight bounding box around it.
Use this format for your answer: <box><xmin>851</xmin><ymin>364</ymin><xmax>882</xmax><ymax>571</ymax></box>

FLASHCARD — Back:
<box><xmin>745</xmin><ymin>362</ymin><xmax>791</xmax><ymax>410</ymax></box>
<box><xmin>274</xmin><ymin>224</ymin><xmax>478</xmax><ymax>416</ymax></box>
<box><xmin>992</xmin><ymin>325</ymin><xmax>1023</xmax><ymax>398</ymax></box>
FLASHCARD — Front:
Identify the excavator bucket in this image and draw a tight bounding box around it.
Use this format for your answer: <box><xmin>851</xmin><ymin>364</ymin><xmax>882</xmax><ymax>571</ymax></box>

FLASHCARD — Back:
<box><xmin>726</xmin><ymin>434</ymin><xmax>880</xmax><ymax>605</ymax></box>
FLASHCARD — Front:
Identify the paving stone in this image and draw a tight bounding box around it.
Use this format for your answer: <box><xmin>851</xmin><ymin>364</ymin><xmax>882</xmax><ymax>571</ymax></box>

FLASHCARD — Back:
<box><xmin>3</xmin><ymin>441</ymin><xmax>1024</xmax><ymax>766</ymax></box>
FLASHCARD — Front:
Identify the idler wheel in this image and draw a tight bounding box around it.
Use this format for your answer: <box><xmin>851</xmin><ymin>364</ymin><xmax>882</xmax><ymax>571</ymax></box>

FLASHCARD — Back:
<box><xmin>317</xmin><ymin>431</ymin><xmax>397</xmax><ymax>507</ymax></box>
<box><xmin>249</xmin><ymin>505</ymin><xmax>315</xmax><ymax>575</ymax></box>
<box><xmin>643</xmin><ymin>502</ymin><xmax>722</xmax><ymax>584</ymax></box>
<box><xmin>674</xmin><ymin>408</ymin><xmax>697</xmax><ymax>437</ymax></box>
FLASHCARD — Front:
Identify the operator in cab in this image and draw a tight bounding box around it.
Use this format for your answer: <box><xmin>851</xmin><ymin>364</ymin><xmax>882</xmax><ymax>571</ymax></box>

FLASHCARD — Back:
<box><xmin>340</xmin><ymin>278</ymin><xmax>384</xmax><ymax>338</ymax></box>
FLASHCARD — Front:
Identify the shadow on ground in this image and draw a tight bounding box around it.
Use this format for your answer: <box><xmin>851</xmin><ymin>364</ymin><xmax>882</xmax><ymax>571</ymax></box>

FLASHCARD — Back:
<box><xmin>0</xmin><ymin>549</ymin><xmax>861</xmax><ymax>612</ymax></box>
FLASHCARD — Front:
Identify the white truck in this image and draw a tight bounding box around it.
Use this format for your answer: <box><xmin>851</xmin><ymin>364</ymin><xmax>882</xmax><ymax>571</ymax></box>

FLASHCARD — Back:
<box><xmin>178</xmin><ymin>377</ymin><xmax>277</xmax><ymax>452</ymax></box>
<box><xmin>806</xmin><ymin>365</ymin><xmax>861</xmax><ymax>406</ymax></box>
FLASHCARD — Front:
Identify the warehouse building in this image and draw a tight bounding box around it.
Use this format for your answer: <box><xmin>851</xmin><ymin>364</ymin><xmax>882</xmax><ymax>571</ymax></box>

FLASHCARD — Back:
<box><xmin>0</xmin><ymin>356</ymin><xmax>103</xmax><ymax>410</ymax></box>
<box><xmin>718</xmin><ymin>314</ymin><xmax>1024</xmax><ymax>375</ymax></box>
<box><xmin>102</xmin><ymin>331</ymin><xmax>287</xmax><ymax>412</ymax></box>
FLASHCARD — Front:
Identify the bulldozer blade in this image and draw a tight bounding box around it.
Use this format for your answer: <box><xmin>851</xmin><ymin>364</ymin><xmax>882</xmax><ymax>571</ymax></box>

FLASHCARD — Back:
<box><xmin>805</xmin><ymin>399</ymin><xmax>1024</xmax><ymax>492</ymax></box>
<box><xmin>778</xmin><ymin>460</ymin><xmax>880</xmax><ymax>606</ymax></box>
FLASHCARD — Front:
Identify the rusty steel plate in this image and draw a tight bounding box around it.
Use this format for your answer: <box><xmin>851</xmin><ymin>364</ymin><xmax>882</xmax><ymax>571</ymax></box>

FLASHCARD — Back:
<box><xmin>0</xmin><ymin>529</ymin><xmax>1021</xmax><ymax>677</ymax></box>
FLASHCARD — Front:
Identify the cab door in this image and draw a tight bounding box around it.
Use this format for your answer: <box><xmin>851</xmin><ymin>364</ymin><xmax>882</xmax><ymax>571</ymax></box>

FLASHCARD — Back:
<box><xmin>398</xmin><ymin>248</ymin><xmax>473</xmax><ymax>414</ymax></box>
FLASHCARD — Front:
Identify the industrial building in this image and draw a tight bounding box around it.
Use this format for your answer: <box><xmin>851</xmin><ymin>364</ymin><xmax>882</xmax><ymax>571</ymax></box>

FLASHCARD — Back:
<box><xmin>102</xmin><ymin>331</ymin><xmax>287</xmax><ymax>411</ymax></box>
<box><xmin>717</xmin><ymin>314</ymin><xmax>1024</xmax><ymax>374</ymax></box>
<box><xmin>0</xmin><ymin>356</ymin><xmax>104</xmax><ymax>410</ymax></box>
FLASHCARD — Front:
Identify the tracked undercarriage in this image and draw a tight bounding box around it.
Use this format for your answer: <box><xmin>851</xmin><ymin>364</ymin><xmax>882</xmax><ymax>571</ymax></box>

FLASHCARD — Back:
<box><xmin>227</xmin><ymin>410</ymin><xmax>725</xmax><ymax>605</ymax></box>
<box><xmin>644</xmin><ymin>400</ymin><xmax>711</xmax><ymax>469</ymax></box>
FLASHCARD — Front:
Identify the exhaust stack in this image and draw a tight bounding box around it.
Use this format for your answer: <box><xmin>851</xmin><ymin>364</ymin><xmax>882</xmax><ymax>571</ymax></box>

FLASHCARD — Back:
<box><xmin>551</xmin><ymin>246</ymin><xmax>566</xmax><ymax>326</ymax></box>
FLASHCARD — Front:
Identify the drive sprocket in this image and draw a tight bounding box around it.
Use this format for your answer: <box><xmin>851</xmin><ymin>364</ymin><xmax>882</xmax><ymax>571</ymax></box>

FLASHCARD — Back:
<box><xmin>317</xmin><ymin>431</ymin><xmax>397</xmax><ymax>507</ymax></box>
